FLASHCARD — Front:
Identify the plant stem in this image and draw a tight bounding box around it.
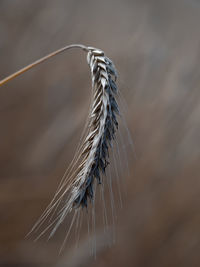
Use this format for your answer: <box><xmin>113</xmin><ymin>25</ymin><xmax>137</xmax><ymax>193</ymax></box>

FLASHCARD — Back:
<box><xmin>0</xmin><ymin>44</ymin><xmax>88</xmax><ymax>87</ymax></box>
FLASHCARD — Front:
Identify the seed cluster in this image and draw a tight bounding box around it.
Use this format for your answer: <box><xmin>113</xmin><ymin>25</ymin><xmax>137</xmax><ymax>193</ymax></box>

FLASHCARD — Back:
<box><xmin>72</xmin><ymin>47</ymin><xmax>119</xmax><ymax>209</ymax></box>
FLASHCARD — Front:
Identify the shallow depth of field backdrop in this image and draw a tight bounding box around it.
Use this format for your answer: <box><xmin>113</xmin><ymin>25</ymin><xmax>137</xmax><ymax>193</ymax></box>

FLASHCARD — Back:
<box><xmin>1</xmin><ymin>0</ymin><xmax>200</xmax><ymax>266</ymax></box>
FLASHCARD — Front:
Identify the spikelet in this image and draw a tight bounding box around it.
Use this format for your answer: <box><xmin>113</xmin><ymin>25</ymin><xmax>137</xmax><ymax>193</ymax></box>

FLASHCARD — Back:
<box><xmin>43</xmin><ymin>47</ymin><xmax>119</xmax><ymax>237</ymax></box>
<box><xmin>70</xmin><ymin>47</ymin><xmax>119</xmax><ymax>209</ymax></box>
<box><xmin>0</xmin><ymin>43</ymin><xmax>120</xmax><ymax>246</ymax></box>
<box><xmin>19</xmin><ymin>45</ymin><xmax>120</xmax><ymax>240</ymax></box>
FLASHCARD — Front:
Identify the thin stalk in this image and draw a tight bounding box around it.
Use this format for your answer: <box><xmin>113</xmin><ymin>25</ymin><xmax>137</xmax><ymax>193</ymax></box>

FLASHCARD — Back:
<box><xmin>0</xmin><ymin>44</ymin><xmax>88</xmax><ymax>87</ymax></box>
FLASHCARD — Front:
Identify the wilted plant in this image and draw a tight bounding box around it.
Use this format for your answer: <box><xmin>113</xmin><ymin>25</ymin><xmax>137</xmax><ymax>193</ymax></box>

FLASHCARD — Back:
<box><xmin>0</xmin><ymin>44</ymin><xmax>121</xmax><ymax>251</ymax></box>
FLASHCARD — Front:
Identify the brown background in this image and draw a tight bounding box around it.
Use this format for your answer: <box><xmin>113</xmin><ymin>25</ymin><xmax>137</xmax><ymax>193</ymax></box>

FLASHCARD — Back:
<box><xmin>1</xmin><ymin>0</ymin><xmax>200</xmax><ymax>266</ymax></box>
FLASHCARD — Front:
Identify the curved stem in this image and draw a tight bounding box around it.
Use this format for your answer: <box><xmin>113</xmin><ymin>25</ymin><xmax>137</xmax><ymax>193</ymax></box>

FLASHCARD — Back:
<box><xmin>0</xmin><ymin>44</ymin><xmax>89</xmax><ymax>87</ymax></box>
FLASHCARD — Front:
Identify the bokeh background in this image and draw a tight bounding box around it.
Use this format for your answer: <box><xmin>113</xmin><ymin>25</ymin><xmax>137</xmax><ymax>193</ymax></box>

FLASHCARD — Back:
<box><xmin>1</xmin><ymin>0</ymin><xmax>200</xmax><ymax>266</ymax></box>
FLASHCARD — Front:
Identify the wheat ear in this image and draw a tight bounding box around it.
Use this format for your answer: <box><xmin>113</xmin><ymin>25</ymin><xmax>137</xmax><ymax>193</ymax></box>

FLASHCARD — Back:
<box><xmin>0</xmin><ymin>44</ymin><xmax>119</xmax><ymax>237</ymax></box>
<box><xmin>69</xmin><ymin>47</ymin><xmax>119</xmax><ymax>208</ymax></box>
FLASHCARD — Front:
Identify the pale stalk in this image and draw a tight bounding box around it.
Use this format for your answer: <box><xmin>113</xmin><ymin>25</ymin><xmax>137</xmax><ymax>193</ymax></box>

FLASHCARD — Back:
<box><xmin>0</xmin><ymin>44</ymin><xmax>88</xmax><ymax>87</ymax></box>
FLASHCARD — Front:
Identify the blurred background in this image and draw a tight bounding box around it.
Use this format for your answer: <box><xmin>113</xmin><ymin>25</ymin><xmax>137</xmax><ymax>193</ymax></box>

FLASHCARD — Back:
<box><xmin>1</xmin><ymin>0</ymin><xmax>200</xmax><ymax>266</ymax></box>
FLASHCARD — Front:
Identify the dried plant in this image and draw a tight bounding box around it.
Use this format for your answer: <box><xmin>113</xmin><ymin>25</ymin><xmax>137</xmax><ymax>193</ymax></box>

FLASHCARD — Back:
<box><xmin>69</xmin><ymin>47</ymin><xmax>118</xmax><ymax>209</ymax></box>
<box><xmin>0</xmin><ymin>44</ymin><xmax>120</xmax><ymax>249</ymax></box>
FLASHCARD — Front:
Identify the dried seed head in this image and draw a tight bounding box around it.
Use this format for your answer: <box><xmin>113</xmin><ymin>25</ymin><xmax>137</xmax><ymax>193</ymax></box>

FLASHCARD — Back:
<box><xmin>26</xmin><ymin>45</ymin><xmax>119</xmax><ymax>244</ymax></box>
<box><xmin>70</xmin><ymin>47</ymin><xmax>119</xmax><ymax>209</ymax></box>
